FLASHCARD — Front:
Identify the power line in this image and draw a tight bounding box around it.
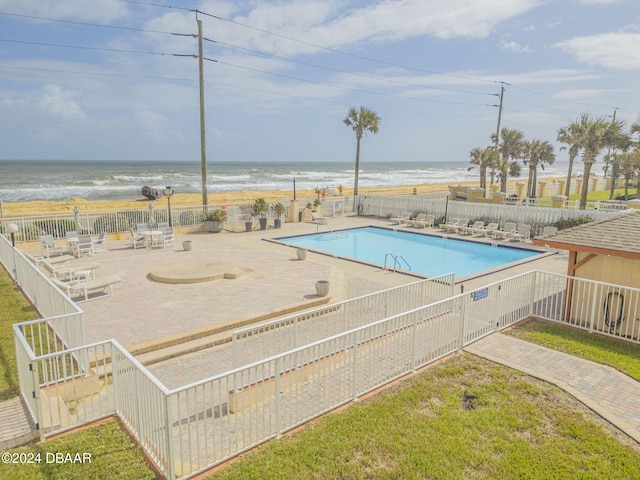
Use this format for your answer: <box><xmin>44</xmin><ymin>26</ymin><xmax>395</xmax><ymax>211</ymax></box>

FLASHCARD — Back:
<box><xmin>0</xmin><ymin>38</ymin><xmax>191</xmax><ymax>57</ymax></box>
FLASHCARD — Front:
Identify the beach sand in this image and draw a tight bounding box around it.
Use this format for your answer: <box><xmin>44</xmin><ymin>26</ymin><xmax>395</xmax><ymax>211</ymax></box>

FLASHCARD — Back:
<box><xmin>1</xmin><ymin>178</ymin><xmax>561</xmax><ymax>217</ymax></box>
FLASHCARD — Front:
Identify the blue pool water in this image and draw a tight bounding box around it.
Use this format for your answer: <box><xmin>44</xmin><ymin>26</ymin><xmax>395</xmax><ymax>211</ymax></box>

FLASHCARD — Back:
<box><xmin>276</xmin><ymin>227</ymin><xmax>541</xmax><ymax>278</ymax></box>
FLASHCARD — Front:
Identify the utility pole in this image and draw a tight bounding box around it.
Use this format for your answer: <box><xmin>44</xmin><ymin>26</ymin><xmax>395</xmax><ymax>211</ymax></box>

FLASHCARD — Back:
<box><xmin>197</xmin><ymin>16</ymin><xmax>208</xmax><ymax>209</ymax></box>
<box><xmin>606</xmin><ymin>107</ymin><xmax>620</xmax><ymax>199</ymax></box>
<box><xmin>493</xmin><ymin>82</ymin><xmax>506</xmax><ymax>150</ymax></box>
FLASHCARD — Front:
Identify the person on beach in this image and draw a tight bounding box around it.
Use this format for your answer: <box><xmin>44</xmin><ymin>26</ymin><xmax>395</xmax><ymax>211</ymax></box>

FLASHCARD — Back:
<box><xmin>338</xmin><ymin>185</ymin><xmax>344</xmax><ymax>196</ymax></box>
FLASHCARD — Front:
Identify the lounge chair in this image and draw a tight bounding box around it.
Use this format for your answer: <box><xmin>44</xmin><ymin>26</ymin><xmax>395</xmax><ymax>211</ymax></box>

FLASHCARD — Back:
<box><xmin>51</xmin><ymin>275</ymin><xmax>121</xmax><ymax>302</ymax></box>
<box><xmin>41</xmin><ymin>235</ymin><xmax>63</xmax><ymax>258</ymax></box>
<box><xmin>414</xmin><ymin>214</ymin><xmax>435</xmax><ymax>229</ymax></box>
<box><xmin>443</xmin><ymin>218</ymin><xmax>469</xmax><ymax>234</ymax></box>
<box><xmin>406</xmin><ymin>213</ymin><xmax>427</xmax><ymax>227</ymax></box>
<box><xmin>476</xmin><ymin>222</ymin><xmax>499</xmax><ymax>237</ymax></box>
<box><xmin>459</xmin><ymin>221</ymin><xmax>484</xmax><ymax>235</ymax></box>
<box><xmin>129</xmin><ymin>229</ymin><xmax>146</xmax><ymax>249</ymax></box>
<box><xmin>491</xmin><ymin>222</ymin><xmax>517</xmax><ymax>239</ymax></box>
<box><xmin>508</xmin><ymin>224</ymin><xmax>531</xmax><ymax>241</ymax></box>
<box><xmin>440</xmin><ymin>217</ymin><xmax>459</xmax><ymax>231</ymax></box>
<box><xmin>92</xmin><ymin>232</ymin><xmax>107</xmax><ymax>253</ymax></box>
<box><xmin>542</xmin><ymin>226</ymin><xmax>558</xmax><ymax>236</ymax></box>
<box><xmin>41</xmin><ymin>260</ymin><xmax>100</xmax><ymax>281</ymax></box>
<box><xmin>390</xmin><ymin>212</ymin><xmax>411</xmax><ymax>225</ymax></box>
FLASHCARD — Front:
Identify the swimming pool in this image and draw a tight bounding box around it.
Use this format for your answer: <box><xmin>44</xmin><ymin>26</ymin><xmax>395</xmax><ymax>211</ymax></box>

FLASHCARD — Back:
<box><xmin>275</xmin><ymin>226</ymin><xmax>544</xmax><ymax>278</ymax></box>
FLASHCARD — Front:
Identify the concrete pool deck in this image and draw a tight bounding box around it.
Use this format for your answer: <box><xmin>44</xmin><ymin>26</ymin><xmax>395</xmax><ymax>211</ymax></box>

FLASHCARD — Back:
<box><xmin>49</xmin><ymin>215</ymin><xmax>569</xmax><ymax>385</ymax></box>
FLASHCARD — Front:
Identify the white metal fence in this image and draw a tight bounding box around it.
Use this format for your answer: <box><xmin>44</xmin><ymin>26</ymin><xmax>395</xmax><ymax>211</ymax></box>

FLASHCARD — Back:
<box><xmin>231</xmin><ymin>273</ymin><xmax>456</xmax><ymax>368</ymax></box>
<box><xmin>4</xmin><ymin>230</ymin><xmax>640</xmax><ymax>479</ymax></box>
<box><xmin>1</xmin><ymin>197</ymin><xmax>356</xmax><ymax>243</ymax></box>
<box><xmin>357</xmin><ymin>195</ymin><xmax>624</xmax><ymax>235</ymax></box>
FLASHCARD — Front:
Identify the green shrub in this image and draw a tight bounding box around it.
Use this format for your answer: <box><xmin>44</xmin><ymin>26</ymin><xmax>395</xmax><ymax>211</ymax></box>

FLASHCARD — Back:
<box><xmin>552</xmin><ymin>216</ymin><xmax>593</xmax><ymax>231</ymax></box>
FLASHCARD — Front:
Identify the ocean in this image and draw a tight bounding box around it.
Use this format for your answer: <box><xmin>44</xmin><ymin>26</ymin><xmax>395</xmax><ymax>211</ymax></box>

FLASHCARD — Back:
<box><xmin>0</xmin><ymin>159</ymin><xmax>573</xmax><ymax>203</ymax></box>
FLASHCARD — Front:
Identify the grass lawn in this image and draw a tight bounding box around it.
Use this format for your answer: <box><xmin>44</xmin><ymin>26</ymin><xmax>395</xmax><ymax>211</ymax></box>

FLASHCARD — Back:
<box><xmin>567</xmin><ymin>188</ymin><xmax>636</xmax><ymax>202</ymax></box>
<box><xmin>0</xmin><ymin>265</ymin><xmax>39</xmax><ymax>400</ymax></box>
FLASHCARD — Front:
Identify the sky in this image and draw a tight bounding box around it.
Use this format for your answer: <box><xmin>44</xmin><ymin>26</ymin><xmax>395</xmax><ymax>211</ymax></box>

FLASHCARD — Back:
<box><xmin>0</xmin><ymin>0</ymin><xmax>639</xmax><ymax>165</ymax></box>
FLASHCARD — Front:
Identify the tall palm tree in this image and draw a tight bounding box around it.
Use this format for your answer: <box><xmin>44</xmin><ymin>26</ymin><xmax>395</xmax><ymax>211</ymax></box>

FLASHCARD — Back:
<box><xmin>557</xmin><ymin>120</ymin><xmax>583</xmax><ymax>197</ymax></box>
<box><xmin>468</xmin><ymin>146</ymin><xmax>497</xmax><ymax>190</ymax></box>
<box><xmin>576</xmin><ymin>114</ymin><xmax>625</xmax><ymax>210</ymax></box>
<box><xmin>523</xmin><ymin>139</ymin><xmax>555</xmax><ymax>198</ymax></box>
<box><xmin>616</xmin><ymin>151</ymin><xmax>640</xmax><ymax>199</ymax></box>
<box><xmin>490</xmin><ymin>128</ymin><xmax>525</xmax><ymax>193</ymax></box>
<box><xmin>343</xmin><ymin>106</ymin><xmax>380</xmax><ymax>196</ymax></box>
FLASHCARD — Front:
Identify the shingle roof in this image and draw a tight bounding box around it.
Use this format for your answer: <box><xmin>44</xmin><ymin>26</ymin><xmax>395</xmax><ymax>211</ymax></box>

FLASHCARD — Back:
<box><xmin>532</xmin><ymin>210</ymin><xmax>640</xmax><ymax>256</ymax></box>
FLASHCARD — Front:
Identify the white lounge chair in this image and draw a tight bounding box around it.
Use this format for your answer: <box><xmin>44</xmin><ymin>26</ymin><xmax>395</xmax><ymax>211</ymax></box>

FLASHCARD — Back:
<box><xmin>542</xmin><ymin>226</ymin><xmax>558</xmax><ymax>236</ymax></box>
<box><xmin>92</xmin><ymin>232</ymin><xmax>107</xmax><ymax>253</ymax></box>
<box><xmin>443</xmin><ymin>218</ymin><xmax>469</xmax><ymax>234</ymax></box>
<box><xmin>41</xmin><ymin>260</ymin><xmax>100</xmax><ymax>281</ymax></box>
<box><xmin>413</xmin><ymin>214</ymin><xmax>435</xmax><ymax>229</ymax></box>
<box><xmin>459</xmin><ymin>221</ymin><xmax>484</xmax><ymax>235</ymax></box>
<box><xmin>406</xmin><ymin>213</ymin><xmax>427</xmax><ymax>227</ymax></box>
<box><xmin>51</xmin><ymin>275</ymin><xmax>121</xmax><ymax>302</ymax></box>
<box><xmin>390</xmin><ymin>212</ymin><xmax>411</xmax><ymax>225</ymax></box>
<box><xmin>41</xmin><ymin>235</ymin><xmax>63</xmax><ymax>258</ymax></box>
<box><xmin>476</xmin><ymin>222</ymin><xmax>499</xmax><ymax>237</ymax></box>
<box><xmin>509</xmin><ymin>224</ymin><xmax>531</xmax><ymax>241</ymax></box>
<box><xmin>492</xmin><ymin>222</ymin><xmax>517</xmax><ymax>239</ymax></box>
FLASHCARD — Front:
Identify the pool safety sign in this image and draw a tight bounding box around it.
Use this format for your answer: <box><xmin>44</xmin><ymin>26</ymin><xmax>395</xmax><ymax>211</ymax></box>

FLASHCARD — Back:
<box><xmin>471</xmin><ymin>288</ymin><xmax>489</xmax><ymax>301</ymax></box>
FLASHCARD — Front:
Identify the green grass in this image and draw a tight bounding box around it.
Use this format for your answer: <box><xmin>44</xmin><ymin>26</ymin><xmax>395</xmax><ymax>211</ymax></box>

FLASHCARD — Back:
<box><xmin>567</xmin><ymin>188</ymin><xmax>636</xmax><ymax>202</ymax></box>
<box><xmin>0</xmin><ymin>265</ymin><xmax>39</xmax><ymax>400</ymax></box>
<box><xmin>505</xmin><ymin>319</ymin><xmax>640</xmax><ymax>381</ymax></box>
<box><xmin>0</xmin><ymin>420</ymin><xmax>160</xmax><ymax>480</ymax></box>
<box><xmin>209</xmin><ymin>354</ymin><xmax>640</xmax><ymax>480</ymax></box>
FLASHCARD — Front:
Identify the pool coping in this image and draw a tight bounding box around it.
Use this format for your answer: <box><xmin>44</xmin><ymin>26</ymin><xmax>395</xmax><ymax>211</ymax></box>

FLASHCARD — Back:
<box><xmin>265</xmin><ymin>225</ymin><xmax>557</xmax><ymax>284</ymax></box>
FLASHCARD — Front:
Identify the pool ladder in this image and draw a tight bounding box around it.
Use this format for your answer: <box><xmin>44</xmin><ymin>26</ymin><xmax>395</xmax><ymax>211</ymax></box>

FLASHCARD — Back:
<box><xmin>384</xmin><ymin>252</ymin><xmax>411</xmax><ymax>272</ymax></box>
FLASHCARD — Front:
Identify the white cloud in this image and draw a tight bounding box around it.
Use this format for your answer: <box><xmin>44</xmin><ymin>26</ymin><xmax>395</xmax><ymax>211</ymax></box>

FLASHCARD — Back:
<box><xmin>499</xmin><ymin>40</ymin><xmax>534</xmax><ymax>53</ymax></box>
<box><xmin>0</xmin><ymin>0</ymin><xmax>129</xmax><ymax>23</ymax></box>
<box><xmin>554</xmin><ymin>32</ymin><xmax>640</xmax><ymax>70</ymax></box>
<box><xmin>38</xmin><ymin>84</ymin><xmax>86</xmax><ymax>119</ymax></box>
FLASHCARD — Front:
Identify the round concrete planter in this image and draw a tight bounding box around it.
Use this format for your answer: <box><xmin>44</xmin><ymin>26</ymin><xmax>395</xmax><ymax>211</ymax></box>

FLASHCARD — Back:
<box><xmin>315</xmin><ymin>280</ymin><xmax>330</xmax><ymax>297</ymax></box>
<box><xmin>182</xmin><ymin>240</ymin><xmax>192</xmax><ymax>251</ymax></box>
<box><xmin>297</xmin><ymin>248</ymin><xmax>307</xmax><ymax>260</ymax></box>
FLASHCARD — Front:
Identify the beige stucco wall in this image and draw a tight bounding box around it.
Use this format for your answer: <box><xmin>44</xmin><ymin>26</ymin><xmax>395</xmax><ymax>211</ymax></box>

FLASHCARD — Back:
<box><xmin>574</xmin><ymin>253</ymin><xmax>640</xmax><ymax>289</ymax></box>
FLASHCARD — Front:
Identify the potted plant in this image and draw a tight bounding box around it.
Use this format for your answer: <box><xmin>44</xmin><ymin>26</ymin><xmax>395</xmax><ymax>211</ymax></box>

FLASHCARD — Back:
<box><xmin>312</xmin><ymin>199</ymin><xmax>322</xmax><ymax>211</ymax></box>
<box><xmin>271</xmin><ymin>202</ymin><xmax>285</xmax><ymax>229</ymax></box>
<box><xmin>250</xmin><ymin>198</ymin><xmax>269</xmax><ymax>230</ymax></box>
<box><xmin>200</xmin><ymin>209</ymin><xmax>227</xmax><ymax>233</ymax></box>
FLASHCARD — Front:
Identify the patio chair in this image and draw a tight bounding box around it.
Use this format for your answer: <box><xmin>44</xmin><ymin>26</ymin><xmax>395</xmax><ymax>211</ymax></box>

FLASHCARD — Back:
<box><xmin>162</xmin><ymin>228</ymin><xmax>174</xmax><ymax>248</ymax></box>
<box><xmin>75</xmin><ymin>234</ymin><xmax>94</xmax><ymax>257</ymax></box>
<box><xmin>157</xmin><ymin>222</ymin><xmax>169</xmax><ymax>230</ymax></box>
<box><xmin>41</xmin><ymin>259</ymin><xmax>100</xmax><ymax>281</ymax></box>
<box><xmin>390</xmin><ymin>212</ymin><xmax>411</xmax><ymax>225</ymax></box>
<box><xmin>459</xmin><ymin>221</ymin><xmax>484</xmax><ymax>235</ymax></box>
<box><xmin>92</xmin><ymin>232</ymin><xmax>107</xmax><ymax>253</ymax></box>
<box><xmin>491</xmin><ymin>222</ymin><xmax>517</xmax><ymax>239</ymax></box>
<box><xmin>136</xmin><ymin>223</ymin><xmax>149</xmax><ymax>232</ymax></box>
<box><xmin>41</xmin><ymin>235</ymin><xmax>63</xmax><ymax>258</ymax></box>
<box><xmin>508</xmin><ymin>224</ymin><xmax>531</xmax><ymax>242</ymax></box>
<box><xmin>51</xmin><ymin>275</ymin><xmax>121</xmax><ymax>302</ymax></box>
<box><xmin>440</xmin><ymin>217</ymin><xmax>459</xmax><ymax>231</ymax></box>
<box><xmin>65</xmin><ymin>231</ymin><xmax>78</xmax><ymax>253</ymax></box>
<box><xmin>476</xmin><ymin>222</ymin><xmax>499</xmax><ymax>237</ymax></box>
<box><xmin>406</xmin><ymin>213</ymin><xmax>427</xmax><ymax>227</ymax></box>
<box><xmin>129</xmin><ymin>229</ymin><xmax>146</xmax><ymax>249</ymax></box>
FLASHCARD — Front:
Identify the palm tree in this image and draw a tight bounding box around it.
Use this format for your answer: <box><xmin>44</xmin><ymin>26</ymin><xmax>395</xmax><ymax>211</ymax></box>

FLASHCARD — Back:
<box><xmin>576</xmin><ymin>114</ymin><xmax>625</xmax><ymax>209</ymax></box>
<box><xmin>343</xmin><ymin>106</ymin><xmax>380</xmax><ymax>196</ymax></box>
<box><xmin>523</xmin><ymin>139</ymin><xmax>555</xmax><ymax>198</ymax></box>
<box><xmin>557</xmin><ymin>120</ymin><xmax>583</xmax><ymax>197</ymax></box>
<box><xmin>490</xmin><ymin>128</ymin><xmax>525</xmax><ymax>193</ymax></box>
<box><xmin>468</xmin><ymin>147</ymin><xmax>497</xmax><ymax>190</ymax></box>
<box><xmin>616</xmin><ymin>151</ymin><xmax>640</xmax><ymax>199</ymax></box>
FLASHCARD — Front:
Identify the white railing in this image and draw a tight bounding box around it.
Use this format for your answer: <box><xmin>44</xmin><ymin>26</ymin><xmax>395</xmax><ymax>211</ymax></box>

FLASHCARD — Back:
<box><xmin>358</xmin><ymin>195</ymin><xmax>624</xmax><ymax>231</ymax></box>
<box><xmin>5</xmin><ymin>227</ymin><xmax>640</xmax><ymax>480</ymax></box>
<box><xmin>2</xmin><ymin>197</ymin><xmax>357</xmax><ymax>243</ymax></box>
<box><xmin>231</xmin><ymin>273</ymin><xmax>456</xmax><ymax>368</ymax></box>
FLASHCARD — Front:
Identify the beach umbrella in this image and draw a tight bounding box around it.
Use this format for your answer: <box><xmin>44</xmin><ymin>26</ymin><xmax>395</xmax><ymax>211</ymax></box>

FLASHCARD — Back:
<box><xmin>149</xmin><ymin>202</ymin><xmax>155</xmax><ymax>226</ymax></box>
<box><xmin>74</xmin><ymin>206</ymin><xmax>80</xmax><ymax>233</ymax></box>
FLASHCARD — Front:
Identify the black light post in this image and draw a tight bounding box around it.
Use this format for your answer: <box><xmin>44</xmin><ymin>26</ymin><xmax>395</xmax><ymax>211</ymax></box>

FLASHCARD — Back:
<box><xmin>164</xmin><ymin>186</ymin><xmax>174</xmax><ymax>227</ymax></box>
<box><xmin>444</xmin><ymin>193</ymin><xmax>450</xmax><ymax>225</ymax></box>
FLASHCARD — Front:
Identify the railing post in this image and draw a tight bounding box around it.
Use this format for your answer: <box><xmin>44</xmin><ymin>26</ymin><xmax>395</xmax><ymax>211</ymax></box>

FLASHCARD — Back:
<box><xmin>165</xmin><ymin>393</ymin><xmax>176</xmax><ymax>479</ymax></box>
<box><xmin>31</xmin><ymin>361</ymin><xmax>46</xmax><ymax>441</ymax></box>
<box><xmin>589</xmin><ymin>283</ymin><xmax>599</xmax><ymax>332</ymax></box>
<box><xmin>458</xmin><ymin>296</ymin><xmax>467</xmax><ymax>349</ymax></box>
<box><xmin>411</xmin><ymin>312</ymin><xmax>418</xmax><ymax>371</ymax></box>
<box><xmin>275</xmin><ymin>357</ymin><xmax>282</xmax><ymax>435</ymax></box>
<box><xmin>352</xmin><ymin>331</ymin><xmax>359</xmax><ymax>401</ymax></box>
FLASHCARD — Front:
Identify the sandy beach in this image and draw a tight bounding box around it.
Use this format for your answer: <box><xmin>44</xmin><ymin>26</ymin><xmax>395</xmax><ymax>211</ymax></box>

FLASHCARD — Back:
<box><xmin>1</xmin><ymin>178</ymin><xmax>561</xmax><ymax>217</ymax></box>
